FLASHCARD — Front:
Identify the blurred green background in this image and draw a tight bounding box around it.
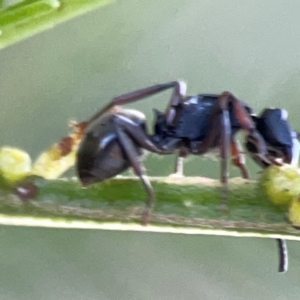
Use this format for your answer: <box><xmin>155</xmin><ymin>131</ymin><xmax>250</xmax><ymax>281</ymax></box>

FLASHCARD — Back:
<box><xmin>1</xmin><ymin>0</ymin><xmax>300</xmax><ymax>299</ymax></box>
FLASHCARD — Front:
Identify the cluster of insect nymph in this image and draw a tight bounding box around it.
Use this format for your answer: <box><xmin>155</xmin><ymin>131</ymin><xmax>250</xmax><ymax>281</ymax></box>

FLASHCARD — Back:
<box><xmin>75</xmin><ymin>81</ymin><xmax>300</xmax><ymax>273</ymax></box>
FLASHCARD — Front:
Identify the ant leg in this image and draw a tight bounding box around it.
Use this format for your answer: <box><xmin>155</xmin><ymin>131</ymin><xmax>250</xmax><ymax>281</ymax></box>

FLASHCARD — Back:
<box><xmin>165</xmin><ymin>81</ymin><xmax>187</xmax><ymax>125</ymax></box>
<box><xmin>206</xmin><ymin>94</ymin><xmax>232</xmax><ymax>207</ymax></box>
<box><xmin>194</xmin><ymin>93</ymin><xmax>238</xmax><ymax>206</ymax></box>
<box><xmin>113</xmin><ymin>115</ymin><xmax>176</xmax><ymax>224</ymax></box>
<box><xmin>89</xmin><ymin>81</ymin><xmax>187</xmax><ymax>124</ymax></box>
<box><xmin>219</xmin><ymin>108</ymin><xmax>231</xmax><ymax>208</ymax></box>
<box><xmin>218</xmin><ymin>92</ymin><xmax>268</xmax><ymax>157</ymax></box>
<box><xmin>215</xmin><ymin>92</ymin><xmax>268</xmax><ymax>205</ymax></box>
<box><xmin>277</xmin><ymin>239</ymin><xmax>288</xmax><ymax>273</ymax></box>
<box><xmin>231</xmin><ymin>140</ymin><xmax>250</xmax><ymax>179</ymax></box>
<box><xmin>115</xmin><ymin>125</ymin><xmax>155</xmax><ymax>225</ymax></box>
<box><xmin>169</xmin><ymin>147</ymin><xmax>188</xmax><ymax>177</ymax></box>
<box><xmin>218</xmin><ymin>92</ymin><xmax>254</xmax><ymax>129</ymax></box>
<box><xmin>113</xmin><ymin>115</ymin><xmax>172</xmax><ymax>154</ymax></box>
<box><xmin>190</xmin><ymin>108</ymin><xmax>231</xmax><ymax>206</ymax></box>
<box><xmin>173</xmin><ymin>154</ymin><xmax>185</xmax><ymax>176</ymax></box>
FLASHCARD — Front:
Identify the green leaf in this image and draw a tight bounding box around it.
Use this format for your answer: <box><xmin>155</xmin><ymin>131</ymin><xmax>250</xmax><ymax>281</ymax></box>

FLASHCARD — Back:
<box><xmin>0</xmin><ymin>0</ymin><xmax>114</xmax><ymax>50</ymax></box>
<box><xmin>0</xmin><ymin>176</ymin><xmax>298</xmax><ymax>240</ymax></box>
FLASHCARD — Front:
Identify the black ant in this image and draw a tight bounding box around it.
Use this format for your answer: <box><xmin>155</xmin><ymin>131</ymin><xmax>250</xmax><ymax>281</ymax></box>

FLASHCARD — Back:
<box><xmin>76</xmin><ymin>81</ymin><xmax>299</xmax><ymax>273</ymax></box>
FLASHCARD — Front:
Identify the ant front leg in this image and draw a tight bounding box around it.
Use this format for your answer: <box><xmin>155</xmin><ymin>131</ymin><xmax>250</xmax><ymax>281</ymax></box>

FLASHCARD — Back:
<box><xmin>89</xmin><ymin>81</ymin><xmax>187</xmax><ymax>124</ymax></box>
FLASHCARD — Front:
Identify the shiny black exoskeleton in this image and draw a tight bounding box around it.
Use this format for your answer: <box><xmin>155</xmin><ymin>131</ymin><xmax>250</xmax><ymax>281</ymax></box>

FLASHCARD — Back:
<box><xmin>76</xmin><ymin>81</ymin><xmax>299</xmax><ymax>273</ymax></box>
<box><xmin>245</xmin><ymin>108</ymin><xmax>300</xmax><ymax>168</ymax></box>
<box><xmin>77</xmin><ymin>81</ymin><xmax>258</xmax><ymax>215</ymax></box>
<box><xmin>77</xmin><ymin>109</ymin><xmax>147</xmax><ymax>186</ymax></box>
<box><xmin>153</xmin><ymin>95</ymin><xmax>249</xmax><ymax>141</ymax></box>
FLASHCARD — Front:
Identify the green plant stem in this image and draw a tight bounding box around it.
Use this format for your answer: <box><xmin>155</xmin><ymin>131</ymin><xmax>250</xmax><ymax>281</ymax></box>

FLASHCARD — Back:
<box><xmin>0</xmin><ymin>176</ymin><xmax>298</xmax><ymax>240</ymax></box>
<box><xmin>0</xmin><ymin>0</ymin><xmax>113</xmax><ymax>50</ymax></box>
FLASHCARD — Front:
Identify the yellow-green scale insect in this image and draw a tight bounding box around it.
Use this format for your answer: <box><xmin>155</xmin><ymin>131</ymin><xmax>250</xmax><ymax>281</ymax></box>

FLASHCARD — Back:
<box><xmin>0</xmin><ymin>147</ymin><xmax>31</xmax><ymax>186</ymax></box>
<box><xmin>247</xmin><ymin>108</ymin><xmax>300</xmax><ymax>273</ymax></box>
<box><xmin>0</xmin><ymin>122</ymin><xmax>85</xmax><ymax>198</ymax></box>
